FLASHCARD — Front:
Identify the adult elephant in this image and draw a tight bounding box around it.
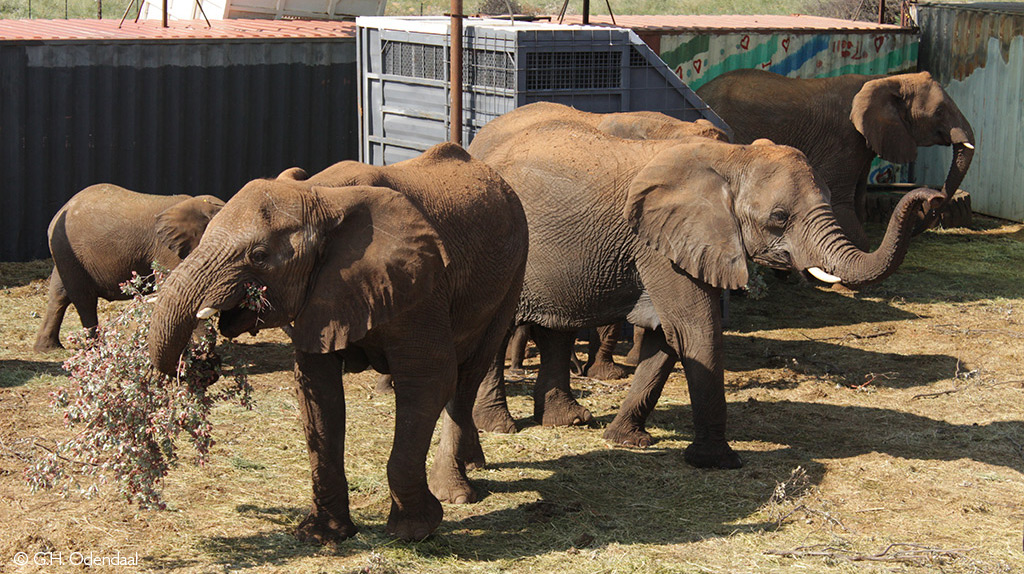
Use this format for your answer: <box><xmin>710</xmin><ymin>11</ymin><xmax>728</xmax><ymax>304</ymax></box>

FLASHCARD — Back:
<box><xmin>468</xmin><ymin>102</ymin><xmax>943</xmax><ymax>469</ymax></box>
<box><xmin>33</xmin><ymin>185</ymin><xmax>224</xmax><ymax>352</ymax></box>
<box><xmin>148</xmin><ymin>143</ymin><xmax>528</xmax><ymax>542</ymax></box>
<box><xmin>697</xmin><ymin>69</ymin><xmax>974</xmax><ymax>250</ymax></box>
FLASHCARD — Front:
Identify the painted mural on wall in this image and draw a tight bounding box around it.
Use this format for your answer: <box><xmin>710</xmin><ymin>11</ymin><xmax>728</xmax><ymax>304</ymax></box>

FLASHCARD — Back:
<box><xmin>660</xmin><ymin>31</ymin><xmax>920</xmax><ymax>184</ymax></box>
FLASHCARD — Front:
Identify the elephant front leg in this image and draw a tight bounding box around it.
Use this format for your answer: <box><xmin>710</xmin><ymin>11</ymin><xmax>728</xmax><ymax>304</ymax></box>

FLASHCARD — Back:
<box><xmin>673</xmin><ymin>298</ymin><xmax>742</xmax><ymax>470</ymax></box>
<box><xmin>532</xmin><ymin>326</ymin><xmax>592</xmax><ymax>427</ymax></box>
<box><xmin>293</xmin><ymin>351</ymin><xmax>358</xmax><ymax>544</ymax></box>
<box><xmin>603</xmin><ymin>327</ymin><xmax>677</xmax><ymax>448</ymax></box>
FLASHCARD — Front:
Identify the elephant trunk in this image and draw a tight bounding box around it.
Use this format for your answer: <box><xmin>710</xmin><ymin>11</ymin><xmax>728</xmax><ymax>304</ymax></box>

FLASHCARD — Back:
<box><xmin>149</xmin><ymin>247</ymin><xmax>229</xmax><ymax>375</ymax></box>
<box><xmin>942</xmin><ymin>131</ymin><xmax>974</xmax><ymax>200</ymax></box>
<box><xmin>802</xmin><ymin>188</ymin><xmax>945</xmax><ymax>289</ymax></box>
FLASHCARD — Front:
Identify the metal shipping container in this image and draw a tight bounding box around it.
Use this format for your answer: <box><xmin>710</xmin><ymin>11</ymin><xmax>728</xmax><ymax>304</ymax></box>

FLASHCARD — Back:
<box><xmin>561</xmin><ymin>14</ymin><xmax>920</xmax><ymax>185</ymax></box>
<box><xmin>0</xmin><ymin>19</ymin><xmax>359</xmax><ymax>262</ymax></box>
<box><xmin>916</xmin><ymin>2</ymin><xmax>1024</xmax><ymax>222</ymax></box>
<box><xmin>357</xmin><ymin>16</ymin><xmax>726</xmax><ymax>166</ymax></box>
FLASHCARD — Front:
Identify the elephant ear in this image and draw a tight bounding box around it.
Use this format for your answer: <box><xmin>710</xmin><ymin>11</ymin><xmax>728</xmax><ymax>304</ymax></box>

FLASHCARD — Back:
<box><xmin>851</xmin><ymin>77</ymin><xmax>918</xmax><ymax>164</ymax></box>
<box><xmin>624</xmin><ymin>143</ymin><xmax>748</xmax><ymax>290</ymax></box>
<box><xmin>291</xmin><ymin>185</ymin><xmax>450</xmax><ymax>354</ymax></box>
<box><xmin>154</xmin><ymin>195</ymin><xmax>225</xmax><ymax>259</ymax></box>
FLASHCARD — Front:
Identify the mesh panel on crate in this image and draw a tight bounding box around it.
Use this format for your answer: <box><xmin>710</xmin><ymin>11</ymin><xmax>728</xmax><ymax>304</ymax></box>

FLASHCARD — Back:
<box><xmin>525</xmin><ymin>51</ymin><xmax>621</xmax><ymax>90</ymax></box>
<box><xmin>383</xmin><ymin>41</ymin><xmax>446</xmax><ymax>80</ymax></box>
<box><xmin>465</xmin><ymin>48</ymin><xmax>515</xmax><ymax>90</ymax></box>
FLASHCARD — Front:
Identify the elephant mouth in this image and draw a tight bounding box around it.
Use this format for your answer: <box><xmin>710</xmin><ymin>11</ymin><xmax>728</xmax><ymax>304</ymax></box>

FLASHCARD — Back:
<box><xmin>752</xmin><ymin>250</ymin><xmax>793</xmax><ymax>271</ymax></box>
<box><xmin>218</xmin><ymin>307</ymin><xmax>263</xmax><ymax>339</ymax></box>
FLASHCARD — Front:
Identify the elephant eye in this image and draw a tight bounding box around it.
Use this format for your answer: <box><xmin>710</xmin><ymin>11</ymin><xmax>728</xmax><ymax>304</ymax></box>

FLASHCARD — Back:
<box><xmin>250</xmin><ymin>247</ymin><xmax>270</xmax><ymax>266</ymax></box>
<box><xmin>769</xmin><ymin>208</ymin><xmax>790</xmax><ymax>228</ymax></box>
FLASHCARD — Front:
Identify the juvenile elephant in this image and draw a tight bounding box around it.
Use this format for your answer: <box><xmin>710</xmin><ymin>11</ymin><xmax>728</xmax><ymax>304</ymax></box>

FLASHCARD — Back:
<box><xmin>697</xmin><ymin>69</ymin><xmax>974</xmax><ymax>250</ymax></box>
<box><xmin>469</xmin><ymin>102</ymin><xmax>943</xmax><ymax>469</ymax></box>
<box><xmin>148</xmin><ymin>143</ymin><xmax>528</xmax><ymax>542</ymax></box>
<box><xmin>33</xmin><ymin>184</ymin><xmax>224</xmax><ymax>352</ymax></box>
<box><xmin>503</xmin><ymin>111</ymin><xmax>732</xmax><ymax>382</ymax></box>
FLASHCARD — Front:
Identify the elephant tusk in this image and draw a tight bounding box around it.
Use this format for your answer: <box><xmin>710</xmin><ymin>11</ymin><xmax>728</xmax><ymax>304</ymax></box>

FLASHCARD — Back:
<box><xmin>807</xmin><ymin>267</ymin><xmax>843</xmax><ymax>284</ymax></box>
<box><xmin>145</xmin><ymin>296</ymin><xmax>158</xmax><ymax>304</ymax></box>
<box><xmin>196</xmin><ymin>307</ymin><xmax>219</xmax><ymax>320</ymax></box>
<box><xmin>962</xmin><ymin>142</ymin><xmax>975</xmax><ymax>150</ymax></box>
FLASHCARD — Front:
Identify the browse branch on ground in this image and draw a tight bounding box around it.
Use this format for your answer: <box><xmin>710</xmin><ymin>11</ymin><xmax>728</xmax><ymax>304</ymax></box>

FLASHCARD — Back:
<box><xmin>24</xmin><ymin>266</ymin><xmax>254</xmax><ymax>509</ymax></box>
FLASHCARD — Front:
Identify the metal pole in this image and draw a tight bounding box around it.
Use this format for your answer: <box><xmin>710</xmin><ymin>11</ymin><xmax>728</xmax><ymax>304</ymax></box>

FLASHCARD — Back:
<box><xmin>582</xmin><ymin>0</ymin><xmax>589</xmax><ymax>24</ymax></box>
<box><xmin>163</xmin><ymin>0</ymin><xmax>168</xmax><ymax>27</ymax></box>
<box><xmin>878</xmin><ymin>0</ymin><xmax>885</xmax><ymax>24</ymax></box>
<box><xmin>98</xmin><ymin>0</ymin><xmax>102</xmax><ymax>19</ymax></box>
<box><xmin>450</xmin><ymin>0</ymin><xmax>463</xmax><ymax>146</ymax></box>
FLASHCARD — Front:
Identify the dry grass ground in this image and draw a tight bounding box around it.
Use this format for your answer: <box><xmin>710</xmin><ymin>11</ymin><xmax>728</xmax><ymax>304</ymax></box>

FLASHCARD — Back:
<box><xmin>1</xmin><ymin>217</ymin><xmax>1022</xmax><ymax>573</ymax></box>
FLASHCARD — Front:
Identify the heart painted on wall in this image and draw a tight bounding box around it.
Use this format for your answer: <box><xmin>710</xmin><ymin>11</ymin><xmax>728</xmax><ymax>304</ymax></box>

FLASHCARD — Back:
<box><xmin>740</xmin><ymin>35</ymin><xmax>750</xmax><ymax>50</ymax></box>
<box><xmin>693</xmin><ymin>59</ymin><xmax>703</xmax><ymax>73</ymax></box>
<box><xmin>874</xmin><ymin>36</ymin><xmax>885</xmax><ymax>52</ymax></box>
<box><xmin>781</xmin><ymin>37</ymin><xmax>790</xmax><ymax>52</ymax></box>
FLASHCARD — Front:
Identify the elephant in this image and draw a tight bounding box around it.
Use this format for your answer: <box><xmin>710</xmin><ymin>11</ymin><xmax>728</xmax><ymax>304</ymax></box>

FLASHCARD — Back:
<box><xmin>501</xmin><ymin>111</ymin><xmax>732</xmax><ymax>382</ymax></box>
<box><xmin>468</xmin><ymin>101</ymin><xmax>943</xmax><ymax>469</ymax></box>
<box><xmin>33</xmin><ymin>184</ymin><xmax>224</xmax><ymax>353</ymax></box>
<box><xmin>147</xmin><ymin>143</ymin><xmax>528</xmax><ymax>542</ymax></box>
<box><xmin>696</xmin><ymin>69</ymin><xmax>974</xmax><ymax>250</ymax></box>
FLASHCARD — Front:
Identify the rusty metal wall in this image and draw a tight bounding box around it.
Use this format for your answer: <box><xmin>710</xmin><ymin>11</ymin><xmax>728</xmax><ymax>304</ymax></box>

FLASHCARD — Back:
<box><xmin>916</xmin><ymin>2</ymin><xmax>1024</xmax><ymax>222</ymax></box>
<box><xmin>0</xmin><ymin>39</ymin><xmax>357</xmax><ymax>262</ymax></box>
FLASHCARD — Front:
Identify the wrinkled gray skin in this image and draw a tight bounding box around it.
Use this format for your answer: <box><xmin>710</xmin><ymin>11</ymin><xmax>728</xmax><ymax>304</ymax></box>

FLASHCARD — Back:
<box><xmin>469</xmin><ymin>102</ymin><xmax>944</xmax><ymax>469</ymax></box>
<box><xmin>33</xmin><ymin>184</ymin><xmax>223</xmax><ymax>352</ymax></box>
<box><xmin>505</xmin><ymin>112</ymin><xmax>733</xmax><ymax>382</ymax></box>
<box><xmin>697</xmin><ymin>69</ymin><xmax>975</xmax><ymax>250</ymax></box>
<box><xmin>148</xmin><ymin>143</ymin><xmax>528</xmax><ymax>543</ymax></box>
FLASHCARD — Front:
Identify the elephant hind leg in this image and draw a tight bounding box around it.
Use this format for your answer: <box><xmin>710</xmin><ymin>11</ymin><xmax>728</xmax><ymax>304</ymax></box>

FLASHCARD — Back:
<box><xmin>603</xmin><ymin>327</ymin><xmax>677</xmax><ymax>448</ymax></box>
<box><xmin>532</xmin><ymin>326</ymin><xmax>592</xmax><ymax>427</ymax></box>
<box><xmin>473</xmin><ymin>328</ymin><xmax>518</xmax><ymax>434</ymax></box>
<box><xmin>584</xmin><ymin>323</ymin><xmax>631</xmax><ymax>380</ymax></box>
<box><xmin>430</xmin><ymin>296</ymin><xmax>519</xmax><ymax>504</ymax></box>
<box><xmin>33</xmin><ymin>267</ymin><xmax>71</xmax><ymax>353</ymax></box>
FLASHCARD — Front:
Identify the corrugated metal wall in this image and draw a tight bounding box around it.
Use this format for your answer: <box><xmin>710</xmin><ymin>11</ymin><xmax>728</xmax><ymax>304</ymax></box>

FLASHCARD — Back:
<box><xmin>0</xmin><ymin>39</ymin><xmax>357</xmax><ymax>262</ymax></box>
<box><xmin>917</xmin><ymin>2</ymin><xmax>1024</xmax><ymax>222</ymax></box>
<box><xmin>655</xmin><ymin>29</ymin><xmax>919</xmax><ymax>185</ymax></box>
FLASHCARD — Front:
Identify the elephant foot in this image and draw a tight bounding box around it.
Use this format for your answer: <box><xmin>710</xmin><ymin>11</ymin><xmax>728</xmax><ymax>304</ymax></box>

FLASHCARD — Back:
<box><xmin>374</xmin><ymin>373</ymin><xmax>395</xmax><ymax>395</ymax></box>
<box><xmin>584</xmin><ymin>360</ymin><xmax>630</xmax><ymax>381</ymax></box>
<box><xmin>428</xmin><ymin>465</ymin><xmax>477</xmax><ymax>505</ymax></box>
<box><xmin>535</xmin><ymin>390</ymin><xmax>592</xmax><ymax>427</ymax></box>
<box><xmin>295</xmin><ymin>511</ymin><xmax>358</xmax><ymax>544</ymax></box>
<box><xmin>385</xmin><ymin>493</ymin><xmax>443</xmax><ymax>541</ymax></box>
<box><xmin>683</xmin><ymin>441</ymin><xmax>743</xmax><ymax>469</ymax></box>
<box><xmin>602</xmin><ymin>423</ymin><xmax>653</xmax><ymax>448</ymax></box>
<box><xmin>33</xmin><ymin>338</ymin><xmax>64</xmax><ymax>353</ymax></box>
<box><xmin>473</xmin><ymin>403</ymin><xmax>517</xmax><ymax>434</ymax></box>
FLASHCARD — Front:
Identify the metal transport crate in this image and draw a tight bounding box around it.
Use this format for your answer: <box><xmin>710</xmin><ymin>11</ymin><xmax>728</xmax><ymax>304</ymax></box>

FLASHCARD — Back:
<box><xmin>357</xmin><ymin>16</ymin><xmax>727</xmax><ymax>165</ymax></box>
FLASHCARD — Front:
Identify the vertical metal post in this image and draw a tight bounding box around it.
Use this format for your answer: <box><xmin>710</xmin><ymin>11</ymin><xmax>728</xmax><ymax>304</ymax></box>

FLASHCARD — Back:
<box><xmin>450</xmin><ymin>0</ymin><xmax>463</xmax><ymax>146</ymax></box>
<box><xmin>98</xmin><ymin>0</ymin><xmax>102</xmax><ymax>19</ymax></box>
<box><xmin>878</xmin><ymin>0</ymin><xmax>886</xmax><ymax>23</ymax></box>
<box><xmin>582</xmin><ymin>0</ymin><xmax>589</xmax><ymax>24</ymax></box>
<box><xmin>163</xmin><ymin>0</ymin><xmax>168</xmax><ymax>27</ymax></box>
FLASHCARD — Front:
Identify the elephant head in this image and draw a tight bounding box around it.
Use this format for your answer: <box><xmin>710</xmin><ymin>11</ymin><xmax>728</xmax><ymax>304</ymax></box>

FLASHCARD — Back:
<box><xmin>625</xmin><ymin>139</ymin><xmax>945</xmax><ymax>290</ymax></box>
<box><xmin>148</xmin><ymin>177</ymin><xmax>448</xmax><ymax>375</ymax></box>
<box><xmin>154</xmin><ymin>195</ymin><xmax>226</xmax><ymax>260</ymax></box>
<box><xmin>851</xmin><ymin>72</ymin><xmax>975</xmax><ymax>201</ymax></box>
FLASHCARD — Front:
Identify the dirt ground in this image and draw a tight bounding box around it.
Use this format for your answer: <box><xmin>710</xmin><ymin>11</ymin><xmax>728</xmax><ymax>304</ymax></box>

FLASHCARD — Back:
<box><xmin>0</xmin><ymin>217</ymin><xmax>1022</xmax><ymax>573</ymax></box>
